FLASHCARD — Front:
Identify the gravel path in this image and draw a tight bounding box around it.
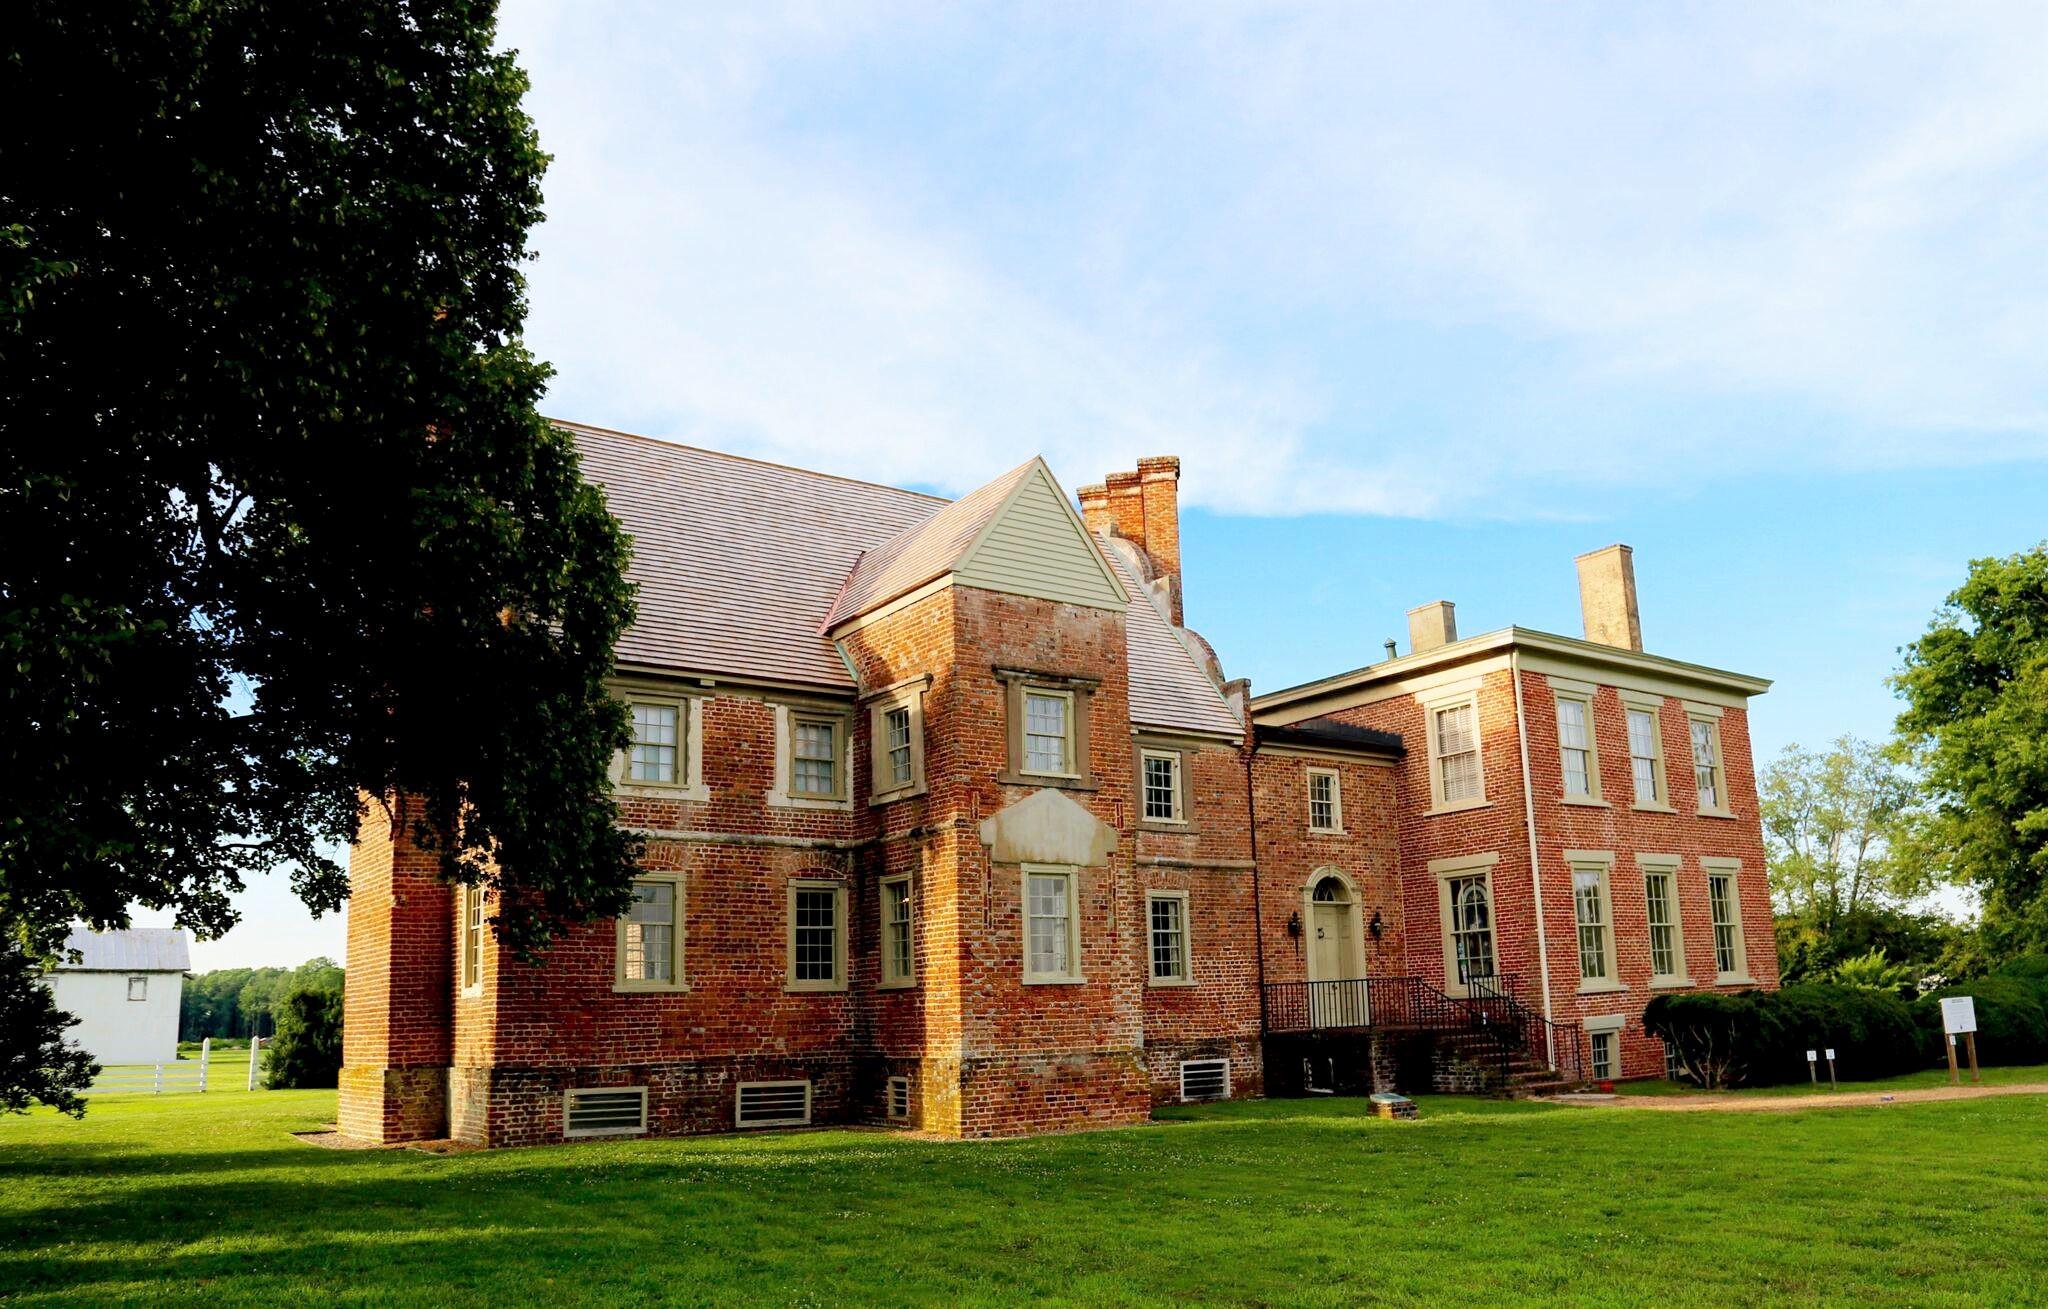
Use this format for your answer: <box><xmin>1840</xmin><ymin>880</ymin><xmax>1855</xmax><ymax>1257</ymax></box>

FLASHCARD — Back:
<box><xmin>1576</xmin><ymin>1081</ymin><xmax>2048</xmax><ymax>1113</ymax></box>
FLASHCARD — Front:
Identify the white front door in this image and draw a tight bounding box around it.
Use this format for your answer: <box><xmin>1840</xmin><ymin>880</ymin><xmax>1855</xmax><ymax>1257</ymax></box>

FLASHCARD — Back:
<box><xmin>1307</xmin><ymin>877</ymin><xmax>1366</xmax><ymax>1026</ymax></box>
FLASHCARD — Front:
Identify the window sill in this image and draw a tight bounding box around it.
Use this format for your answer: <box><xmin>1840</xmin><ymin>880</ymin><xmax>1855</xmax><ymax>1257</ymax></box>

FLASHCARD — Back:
<box><xmin>784</xmin><ymin>982</ymin><xmax>849</xmax><ymax>994</ymax></box>
<box><xmin>1139</xmin><ymin>820</ymin><xmax>1199</xmax><ymax>835</ymax></box>
<box><xmin>1714</xmin><ymin>974</ymin><xmax>1758</xmax><ymax>987</ymax></box>
<box><xmin>1561</xmin><ymin>795</ymin><xmax>1609</xmax><ymax>808</ymax></box>
<box><xmin>869</xmin><ymin>784</ymin><xmax>927</xmax><ymax>808</ymax></box>
<box><xmin>1631</xmin><ymin>801</ymin><xmax>1678</xmax><ymax>814</ymax></box>
<box><xmin>620</xmin><ymin>782</ymin><xmax>711</xmax><ymax>803</ymax></box>
<box><xmin>1424</xmin><ymin>799</ymin><xmax>1491</xmax><ymax>818</ymax></box>
<box><xmin>1147</xmin><ymin>977</ymin><xmax>1198</xmax><ymax>989</ymax></box>
<box><xmin>613</xmin><ymin>982</ymin><xmax>691</xmax><ymax>995</ymax></box>
<box><xmin>1307</xmin><ymin>825</ymin><xmax>1349</xmax><ymax>837</ymax></box>
<box><xmin>1648</xmin><ymin>976</ymin><xmax>1696</xmax><ymax>990</ymax></box>
<box><xmin>768</xmin><ymin>794</ymin><xmax>854</xmax><ymax>812</ymax></box>
<box><xmin>1576</xmin><ymin>981</ymin><xmax>1629</xmax><ymax>996</ymax></box>
<box><xmin>1023</xmin><ymin>975</ymin><xmax>1087</xmax><ymax>986</ymax></box>
<box><xmin>997</xmin><ymin>772</ymin><xmax>1100</xmax><ymax>792</ymax></box>
<box><xmin>1696</xmin><ymin>808</ymin><xmax>1738</xmax><ymax>821</ymax></box>
<box><xmin>876</xmin><ymin>980</ymin><xmax>917</xmax><ymax>992</ymax></box>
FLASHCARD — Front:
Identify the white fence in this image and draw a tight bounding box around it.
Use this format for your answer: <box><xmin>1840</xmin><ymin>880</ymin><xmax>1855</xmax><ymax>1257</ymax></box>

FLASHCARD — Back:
<box><xmin>88</xmin><ymin>1036</ymin><xmax>269</xmax><ymax>1095</ymax></box>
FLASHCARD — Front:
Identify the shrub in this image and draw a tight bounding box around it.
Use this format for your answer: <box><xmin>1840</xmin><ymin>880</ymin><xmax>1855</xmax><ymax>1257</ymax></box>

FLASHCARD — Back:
<box><xmin>1644</xmin><ymin>984</ymin><xmax>1923</xmax><ymax>1089</ymax></box>
<box><xmin>1641</xmin><ymin>992</ymin><xmax>1766</xmax><ymax>1088</ymax></box>
<box><xmin>1993</xmin><ymin>953</ymin><xmax>2048</xmax><ymax>984</ymax></box>
<box><xmin>264</xmin><ymin>984</ymin><xmax>343</xmax><ymax>1090</ymax></box>
<box><xmin>1913</xmin><ymin>977</ymin><xmax>2048</xmax><ymax>1067</ymax></box>
<box><xmin>1827</xmin><ymin>949</ymin><xmax>1915</xmax><ymax>997</ymax></box>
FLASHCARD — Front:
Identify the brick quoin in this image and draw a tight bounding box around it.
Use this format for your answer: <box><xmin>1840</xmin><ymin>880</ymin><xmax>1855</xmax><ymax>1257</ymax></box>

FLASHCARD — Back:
<box><xmin>339</xmin><ymin>433</ymin><xmax>1779</xmax><ymax>1145</ymax></box>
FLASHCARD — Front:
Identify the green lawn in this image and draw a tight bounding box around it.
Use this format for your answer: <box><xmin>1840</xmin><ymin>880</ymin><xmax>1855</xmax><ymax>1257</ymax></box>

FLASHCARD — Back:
<box><xmin>1614</xmin><ymin>1061</ymin><xmax>2048</xmax><ymax>1098</ymax></box>
<box><xmin>2</xmin><ymin>1082</ymin><xmax>2044</xmax><ymax>1307</ymax></box>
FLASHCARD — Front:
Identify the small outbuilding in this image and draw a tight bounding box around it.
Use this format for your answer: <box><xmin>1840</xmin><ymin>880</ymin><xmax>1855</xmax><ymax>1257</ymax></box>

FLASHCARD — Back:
<box><xmin>46</xmin><ymin>928</ymin><xmax>191</xmax><ymax>1066</ymax></box>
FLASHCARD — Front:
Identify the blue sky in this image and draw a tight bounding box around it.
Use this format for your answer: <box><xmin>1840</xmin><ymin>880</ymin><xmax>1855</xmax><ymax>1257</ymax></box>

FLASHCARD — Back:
<box><xmin>165</xmin><ymin>2</ymin><xmax>2046</xmax><ymax>969</ymax></box>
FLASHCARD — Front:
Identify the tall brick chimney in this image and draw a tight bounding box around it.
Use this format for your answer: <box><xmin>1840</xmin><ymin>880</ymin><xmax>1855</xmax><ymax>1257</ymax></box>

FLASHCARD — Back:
<box><xmin>1079</xmin><ymin>457</ymin><xmax>1185</xmax><ymax>625</ymax></box>
<box><xmin>1408</xmin><ymin>600</ymin><xmax>1457</xmax><ymax>653</ymax></box>
<box><xmin>1576</xmin><ymin>544</ymin><xmax>1642</xmax><ymax>651</ymax></box>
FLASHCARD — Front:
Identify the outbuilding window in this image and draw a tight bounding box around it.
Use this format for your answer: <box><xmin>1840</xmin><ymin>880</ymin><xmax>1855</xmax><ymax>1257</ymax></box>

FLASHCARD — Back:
<box><xmin>127</xmin><ymin>976</ymin><xmax>147</xmax><ymax>1002</ymax></box>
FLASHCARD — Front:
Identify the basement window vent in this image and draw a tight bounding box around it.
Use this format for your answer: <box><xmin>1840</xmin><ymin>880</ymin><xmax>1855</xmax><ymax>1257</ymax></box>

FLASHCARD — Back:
<box><xmin>563</xmin><ymin>1086</ymin><xmax>648</xmax><ymax>1138</ymax></box>
<box><xmin>1179</xmin><ymin>1059</ymin><xmax>1230</xmax><ymax>1103</ymax></box>
<box><xmin>736</xmin><ymin>1080</ymin><xmax>812</xmax><ymax>1128</ymax></box>
<box><xmin>886</xmin><ymin>1075</ymin><xmax>911</xmax><ymax>1121</ymax></box>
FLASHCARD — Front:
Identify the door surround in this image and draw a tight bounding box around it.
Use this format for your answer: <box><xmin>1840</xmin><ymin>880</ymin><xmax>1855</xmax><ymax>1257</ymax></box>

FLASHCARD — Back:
<box><xmin>1302</xmin><ymin>867</ymin><xmax>1368</xmax><ymax>982</ymax></box>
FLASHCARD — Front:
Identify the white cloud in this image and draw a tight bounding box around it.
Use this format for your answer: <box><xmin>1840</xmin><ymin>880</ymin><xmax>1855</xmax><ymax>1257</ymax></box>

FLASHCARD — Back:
<box><xmin>499</xmin><ymin>1</ymin><xmax>2047</xmax><ymax>516</ymax></box>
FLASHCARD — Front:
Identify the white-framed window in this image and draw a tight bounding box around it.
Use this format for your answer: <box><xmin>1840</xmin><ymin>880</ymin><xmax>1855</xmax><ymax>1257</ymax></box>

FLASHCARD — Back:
<box><xmin>1022</xmin><ymin>689</ymin><xmax>1075</xmax><ymax>775</ymax></box>
<box><xmin>1307</xmin><ymin>767</ymin><xmax>1343</xmax><ymax>833</ymax></box>
<box><xmin>791</xmin><ymin>714</ymin><xmax>844</xmax><ymax>800</ymax></box>
<box><xmin>563</xmin><ymin>1086</ymin><xmax>648</xmax><ymax>1138</ymax></box>
<box><xmin>867</xmin><ymin>681</ymin><xmax>928</xmax><ymax>801</ymax></box>
<box><xmin>879</xmin><ymin>874</ymin><xmax>915</xmax><ymax>988</ymax></box>
<box><xmin>1434</xmin><ymin>854</ymin><xmax>1499</xmax><ymax>996</ymax></box>
<box><xmin>1022</xmin><ymin>865</ymin><xmax>1082</xmax><ymax>983</ymax></box>
<box><xmin>886</xmin><ymin>1075</ymin><xmax>911</xmax><ymax>1121</ymax></box>
<box><xmin>616</xmin><ymin>873</ymin><xmax>685</xmax><ymax>992</ymax></box>
<box><xmin>787</xmin><ymin>879</ymin><xmax>848</xmax><ymax>992</ymax></box>
<box><xmin>127</xmin><ymin>976</ymin><xmax>147</xmax><ymax>1002</ymax></box>
<box><xmin>1140</xmin><ymin>749</ymin><xmax>1184</xmax><ymax>823</ymax></box>
<box><xmin>1687</xmin><ymin>708</ymin><xmax>1729</xmax><ymax>815</ymax></box>
<box><xmin>1179</xmin><ymin>1058</ymin><xmax>1230</xmax><ymax>1102</ymax></box>
<box><xmin>1554</xmin><ymin>688</ymin><xmax>1600</xmax><ymax>801</ymax></box>
<box><xmin>628</xmin><ymin>699</ymin><xmax>684</xmax><ymax>785</ymax></box>
<box><xmin>1147</xmin><ymin>891</ymin><xmax>1192</xmax><ymax>985</ymax></box>
<box><xmin>1706</xmin><ymin>858</ymin><xmax>1748</xmax><ymax>981</ymax></box>
<box><xmin>1426</xmin><ymin>697</ymin><xmax>1484</xmax><ymax>809</ymax></box>
<box><xmin>1623</xmin><ymin>697</ymin><xmax>1668</xmax><ymax>808</ymax></box>
<box><xmin>735</xmin><ymin>1080</ymin><xmax>812</xmax><ymax>1128</ymax></box>
<box><xmin>1568</xmin><ymin>853</ymin><xmax>1617</xmax><ymax>988</ymax></box>
<box><xmin>882</xmin><ymin>707</ymin><xmax>913</xmax><ymax>788</ymax></box>
<box><xmin>460</xmin><ymin>883</ymin><xmax>485</xmax><ymax>991</ymax></box>
<box><xmin>1589</xmin><ymin>1030</ymin><xmax>1616</xmax><ymax>1081</ymax></box>
<box><xmin>1639</xmin><ymin>855</ymin><xmax>1687</xmax><ymax>984</ymax></box>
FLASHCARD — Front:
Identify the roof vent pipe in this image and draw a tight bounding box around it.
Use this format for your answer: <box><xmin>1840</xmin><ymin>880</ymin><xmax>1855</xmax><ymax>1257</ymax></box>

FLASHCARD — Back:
<box><xmin>1384</xmin><ymin>639</ymin><xmax>1398</xmax><ymax>661</ymax></box>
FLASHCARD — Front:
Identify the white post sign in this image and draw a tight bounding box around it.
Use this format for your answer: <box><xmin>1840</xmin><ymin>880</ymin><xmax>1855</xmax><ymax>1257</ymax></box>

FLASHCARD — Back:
<box><xmin>1940</xmin><ymin>996</ymin><xmax>1977</xmax><ymax>1035</ymax></box>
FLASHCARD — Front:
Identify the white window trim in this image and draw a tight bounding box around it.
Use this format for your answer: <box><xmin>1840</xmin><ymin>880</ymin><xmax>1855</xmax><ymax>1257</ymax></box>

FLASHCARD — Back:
<box><xmin>562</xmin><ymin>1086</ymin><xmax>649</xmax><ymax>1139</ymax></box>
<box><xmin>1564</xmin><ymin>850</ymin><xmax>1624</xmax><ymax>994</ymax></box>
<box><xmin>1021</xmin><ymin>864</ymin><xmax>1084</xmax><ymax>985</ymax></box>
<box><xmin>1305</xmin><ymin>765</ymin><xmax>1346</xmax><ymax>834</ymax></box>
<box><xmin>1636</xmin><ymin>853</ymin><xmax>1692</xmax><ymax>987</ymax></box>
<box><xmin>1146</xmin><ymin>890</ymin><xmax>1195</xmax><ymax>987</ymax></box>
<box><xmin>785</xmin><ymin>878</ymin><xmax>849</xmax><ymax>993</ymax></box>
<box><xmin>1704</xmin><ymin>856</ymin><xmax>1754</xmax><ymax>984</ymax></box>
<box><xmin>767</xmin><ymin>705</ymin><xmax>855</xmax><ymax>811</ymax></box>
<box><xmin>1019</xmin><ymin>687</ymin><xmax>1080</xmax><ymax>779</ymax></box>
<box><xmin>614</xmin><ymin>871</ymin><xmax>688</xmax><ymax>994</ymax></box>
<box><xmin>1419</xmin><ymin>686</ymin><xmax>1488</xmax><ymax>815</ymax></box>
<box><xmin>127</xmin><ymin>976</ymin><xmax>147</xmax><ymax>1001</ymax></box>
<box><xmin>1551</xmin><ymin>682</ymin><xmax>1605</xmax><ymax>807</ymax></box>
<box><xmin>735</xmin><ymin>1080</ymin><xmax>813</xmax><ymax>1129</ymax></box>
<box><xmin>868</xmin><ymin>684</ymin><xmax>927</xmax><ymax>804</ymax></box>
<box><xmin>459</xmin><ymin>883</ymin><xmax>485</xmax><ymax>994</ymax></box>
<box><xmin>878</xmin><ymin>873</ymin><xmax>916</xmax><ymax>990</ymax></box>
<box><xmin>1583</xmin><ymin>1013</ymin><xmax>1627</xmax><ymax>1081</ymax></box>
<box><xmin>1684</xmin><ymin>703</ymin><xmax>1733</xmax><ymax>819</ymax></box>
<box><xmin>613</xmin><ymin>686</ymin><xmax>709</xmax><ymax>801</ymax></box>
<box><xmin>1431</xmin><ymin>851</ymin><xmax>1500</xmax><ymax>998</ymax></box>
<box><xmin>1139</xmin><ymin>748</ymin><xmax>1187</xmax><ymax>826</ymax></box>
<box><xmin>1619</xmin><ymin>691</ymin><xmax>1675</xmax><ymax>813</ymax></box>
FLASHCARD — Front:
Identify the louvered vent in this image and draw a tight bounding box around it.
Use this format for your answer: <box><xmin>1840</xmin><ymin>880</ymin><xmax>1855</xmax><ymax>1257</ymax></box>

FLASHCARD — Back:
<box><xmin>886</xmin><ymin>1076</ymin><xmax>911</xmax><ymax>1121</ymax></box>
<box><xmin>563</xmin><ymin>1087</ymin><xmax>648</xmax><ymax>1138</ymax></box>
<box><xmin>735</xmin><ymin>1080</ymin><xmax>812</xmax><ymax>1128</ymax></box>
<box><xmin>1179</xmin><ymin>1059</ymin><xmax>1230</xmax><ymax>1102</ymax></box>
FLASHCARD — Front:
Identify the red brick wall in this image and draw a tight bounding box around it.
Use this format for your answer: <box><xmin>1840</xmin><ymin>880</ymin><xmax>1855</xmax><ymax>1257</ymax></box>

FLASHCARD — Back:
<box><xmin>1249</xmin><ymin>751</ymin><xmax>1406</xmax><ymax>987</ymax></box>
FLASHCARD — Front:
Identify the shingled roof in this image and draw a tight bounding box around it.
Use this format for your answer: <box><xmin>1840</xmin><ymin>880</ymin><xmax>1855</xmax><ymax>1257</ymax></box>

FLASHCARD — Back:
<box><xmin>821</xmin><ymin>458</ymin><xmax>1038</xmax><ymax>629</ymax></box>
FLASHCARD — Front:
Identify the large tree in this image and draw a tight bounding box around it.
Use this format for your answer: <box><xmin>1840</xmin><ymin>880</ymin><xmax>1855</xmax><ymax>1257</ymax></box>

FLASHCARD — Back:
<box><xmin>2</xmin><ymin>1</ymin><xmax>639</xmax><ymax>1111</ymax></box>
<box><xmin>1894</xmin><ymin>546</ymin><xmax>2048</xmax><ymax>957</ymax></box>
<box><xmin>1760</xmin><ymin>735</ymin><xmax>1927</xmax><ymax>926</ymax></box>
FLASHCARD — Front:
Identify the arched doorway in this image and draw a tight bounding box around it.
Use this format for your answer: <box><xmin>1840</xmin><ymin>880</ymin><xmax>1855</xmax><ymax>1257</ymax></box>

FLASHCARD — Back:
<box><xmin>1304</xmin><ymin>871</ymin><xmax>1367</xmax><ymax>1027</ymax></box>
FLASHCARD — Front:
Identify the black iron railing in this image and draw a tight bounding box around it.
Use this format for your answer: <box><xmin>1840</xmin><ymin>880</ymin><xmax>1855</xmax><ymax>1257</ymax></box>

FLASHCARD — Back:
<box><xmin>1469</xmin><ymin>973</ymin><xmax>1588</xmax><ymax>1085</ymax></box>
<box><xmin>1264</xmin><ymin>973</ymin><xmax>1588</xmax><ymax>1087</ymax></box>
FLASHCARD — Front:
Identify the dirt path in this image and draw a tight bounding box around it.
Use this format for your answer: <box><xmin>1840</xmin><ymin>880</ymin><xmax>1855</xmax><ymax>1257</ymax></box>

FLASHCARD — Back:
<box><xmin>1576</xmin><ymin>1081</ymin><xmax>2048</xmax><ymax>1113</ymax></box>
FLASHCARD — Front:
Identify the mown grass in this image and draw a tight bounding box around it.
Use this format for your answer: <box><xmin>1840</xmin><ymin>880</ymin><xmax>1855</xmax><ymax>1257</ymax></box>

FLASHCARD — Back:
<box><xmin>1</xmin><ymin>1081</ymin><xmax>2043</xmax><ymax>1307</ymax></box>
<box><xmin>1613</xmin><ymin>1060</ymin><xmax>2048</xmax><ymax>1098</ymax></box>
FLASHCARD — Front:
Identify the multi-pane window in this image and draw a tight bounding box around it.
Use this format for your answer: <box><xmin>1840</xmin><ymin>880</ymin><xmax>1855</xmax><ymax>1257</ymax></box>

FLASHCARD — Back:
<box><xmin>1709</xmin><ymin>870</ymin><xmax>1742</xmax><ymax>977</ymax></box>
<box><xmin>880</xmin><ymin>876</ymin><xmax>914</xmax><ymax>987</ymax></box>
<box><xmin>621</xmin><ymin>878</ymin><xmax>680</xmax><ymax>985</ymax></box>
<box><xmin>883</xmin><ymin>707</ymin><xmax>913</xmax><ymax>789</ymax></box>
<box><xmin>1141</xmin><ymin>751</ymin><xmax>1182</xmax><ymax>822</ymax></box>
<box><xmin>461</xmin><ymin>884</ymin><xmax>485</xmax><ymax>989</ymax></box>
<box><xmin>1589</xmin><ymin>1030</ymin><xmax>1616</xmax><ymax>1081</ymax></box>
<box><xmin>1644</xmin><ymin>869</ymin><xmax>1681</xmax><ymax>979</ymax></box>
<box><xmin>1307</xmin><ymin>768</ymin><xmax>1341</xmax><ymax>832</ymax></box>
<box><xmin>1691</xmin><ymin>718</ymin><xmax>1725</xmax><ymax>811</ymax></box>
<box><xmin>629</xmin><ymin>701</ymin><xmax>681</xmax><ymax>784</ymax></box>
<box><xmin>1025</xmin><ymin>869</ymin><xmax>1079</xmax><ymax>981</ymax></box>
<box><xmin>1448</xmin><ymin>876</ymin><xmax>1495</xmax><ymax>987</ymax></box>
<box><xmin>127</xmin><ymin>976</ymin><xmax>147</xmax><ymax>1001</ymax></box>
<box><xmin>1557</xmin><ymin>697</ymin><xmax>1595</xmax><ymax>798</ymax></box>
<box><xmin>1023</xmin><ymin>692</ymin><xmax>1072</xmax><ymax>774</ymax></box>
<box><xmin>790</xmin><ymin>883</ymin><xmax>843</xmax><ymax>988</ymax></box>
<box><xmin>1627</xmin><ymin>708</ymin><xmax>1663</xmax><ymax>804</ymax></box>
<box><xmin>1148</xmin><ymin>893</ymin><xmax>1190</xmax><ymax>984</ymax></box>
<box><xmin>1573</xmin><ymin>866</ymin><xmax>1612</xmax><ymax>983</ymax></box>
<box><xmin>792</xmin><ymin>717</ymin><xmax>840</xmax><ymax>797</ymax></box>
<box><xmin>1433</xmin><ymin>703</ymin><xmax>1482</xmax><ymax>804</ymax></box>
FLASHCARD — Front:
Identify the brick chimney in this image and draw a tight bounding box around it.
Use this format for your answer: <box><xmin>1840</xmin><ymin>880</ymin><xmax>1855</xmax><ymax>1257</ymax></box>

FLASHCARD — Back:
<box><xmin>1575</xmin><ymin>544</ymin><xmax>1642</xmax><ymax>651</ymax></box>
<box><xmin>1408</xmin><ymin>600</ymin><xmax>1457</xmax><ymax>653</ymax></box>
<box><xmin>1079</xmin><ymin>457</ymin><xmax>1185</xmax><ymax>625</ymax></box>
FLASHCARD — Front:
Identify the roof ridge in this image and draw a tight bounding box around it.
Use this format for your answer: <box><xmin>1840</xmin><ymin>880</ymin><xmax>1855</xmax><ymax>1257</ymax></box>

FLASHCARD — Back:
<box><xmin>550</xmin><ymin>418</ymin><xmax>951</xmax><ymax>505</ymax></box>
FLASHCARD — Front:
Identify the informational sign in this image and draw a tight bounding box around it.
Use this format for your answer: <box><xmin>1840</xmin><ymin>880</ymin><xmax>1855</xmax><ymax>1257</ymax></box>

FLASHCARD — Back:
<box><xmin>1825</xmin><ymin>1048</ymin><xmax>1836</xmax><ymax>1061</ymax></box>
<box><xmin>1941</xmin><ymin>995</ymin><xmax>1977</xmax><ymax>1035</ymax></box>
<box><xmin>1805</xmin><ymin>1050</ymin><xmax>1817</xmax><ymax>1062</ymax></box>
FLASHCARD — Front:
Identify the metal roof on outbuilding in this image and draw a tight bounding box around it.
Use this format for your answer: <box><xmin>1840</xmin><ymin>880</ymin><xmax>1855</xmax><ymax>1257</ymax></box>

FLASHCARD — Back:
<box><xmin>55</xmin><ymin>927</ymin><xmax>191</xmax><ymax>972</ymax></box>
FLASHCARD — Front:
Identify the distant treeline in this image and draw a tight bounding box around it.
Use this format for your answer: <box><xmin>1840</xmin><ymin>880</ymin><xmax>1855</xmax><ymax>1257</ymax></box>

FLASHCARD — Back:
<box><xmin>180</xmin><ymin>958</ymin><xmax>343</xmax><ymax>1041</ymax></box>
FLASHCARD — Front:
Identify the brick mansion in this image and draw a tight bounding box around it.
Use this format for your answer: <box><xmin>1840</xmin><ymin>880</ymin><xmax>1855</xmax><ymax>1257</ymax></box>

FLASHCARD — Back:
<box><xmin>340</xmin><ymin>422</ymin><xmax>1776</xmax><ymax>1146</ymax></box>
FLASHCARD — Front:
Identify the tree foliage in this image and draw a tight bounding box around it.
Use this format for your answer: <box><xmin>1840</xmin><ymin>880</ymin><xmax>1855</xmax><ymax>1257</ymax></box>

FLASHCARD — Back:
<box><xmin>182</xmin><ymin>957</ymin><xmax>342</xmax><ymax>1041</ymax></box>
<box><xmin>1894</xmin><ymin>546</ymin><xmax>2048</xmax><ymax>957</ymax></box>
<box><xmin>0</xmin><ymin>945</ymin><xmax>97</xmax><ymax>1116</ymax></box>
<box><xmin>1760</xmin><ymin>735</ymin><xmax>1928</xmax><ymax>924</ymax></box>
<box><xmin>265</xmin><ymin>979</ymin><xmax>345</xmax><ymax>1090</ymax></box>
<box><xmin>2</xmin><ymin>1</ymin><xmax>638</xmax><ymax>1112</ymax></box>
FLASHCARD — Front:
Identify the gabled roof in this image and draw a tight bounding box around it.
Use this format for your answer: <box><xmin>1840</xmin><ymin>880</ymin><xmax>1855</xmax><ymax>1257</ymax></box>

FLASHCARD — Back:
<box><xmin>567</xmin><ymin>421</ymin><xmax>943</xmax><ymax>689</ymax></box>
<box><xmin>56</xmin><ymin>927</ymin><xmax>190</xmax><ymax>972</ymax></box>
<box><xmin>821</xmin><ymin>458</ymin><xmax>1037</xmax><ymax>629</ymax></box>
<box><xmin>1100</xmin><ymin>542</ymin><xmax>1244</xmax><ymax>740</ymax></box>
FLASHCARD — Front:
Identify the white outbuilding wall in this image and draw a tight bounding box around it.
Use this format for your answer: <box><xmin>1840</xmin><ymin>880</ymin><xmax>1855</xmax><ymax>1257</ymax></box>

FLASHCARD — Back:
<box><xmin>48</xmin><ymin>969</ymin><xmax>186</xmax><ymax>1066</ymax></box>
